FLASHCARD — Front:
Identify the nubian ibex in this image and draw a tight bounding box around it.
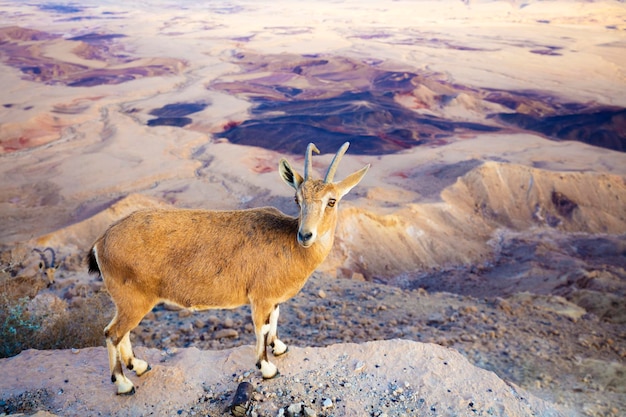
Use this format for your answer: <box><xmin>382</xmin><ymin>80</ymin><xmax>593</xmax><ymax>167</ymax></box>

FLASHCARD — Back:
<box><xmin>33</xmin><ymin>247</ymin><xmax>58</xmax><ymax>287</ymax></box>
<box><xmin>88</xmin><ymin>142</ymin><xmax>368</xmax><ymax>395</ymax></box>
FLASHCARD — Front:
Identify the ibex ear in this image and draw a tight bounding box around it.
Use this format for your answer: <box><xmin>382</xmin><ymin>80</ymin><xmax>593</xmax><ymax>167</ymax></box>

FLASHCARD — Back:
<box><xmin>337</xmin><ymin>164</ymin><xmax>370</xmax><ymax>198</ymax></box>
<box><xmin>279</xmin><ymin>159</ymin><xmax>304</xmax><ymax>190</ymax></box>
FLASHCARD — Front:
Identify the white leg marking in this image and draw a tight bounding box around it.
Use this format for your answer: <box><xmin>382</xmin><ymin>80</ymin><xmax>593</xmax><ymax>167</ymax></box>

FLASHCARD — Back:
<box><xmin>116</xmin><ymin>374</ymin><xmax>135</xmax><ymax>395</ymax></box>
<box><xmin>267</xmin><ymin>305</ymin><xmax>288</xmax><ymax>355</ymax></box>
<box><xmin>108</xmin><ymin>338</ymin><xmax>135</xmax><ymax>394</ymax></box>
<box><xmin>272</xmin><ymin>339</ymin><xmax>288</xmax><ymax>356</ymax></box>
<box><xmin>133</xmin><ymin>358</ymin><xmax>150</xmax><ymax>376</ymax></box>
<box><xmin>261</xmin><ymin>324</ymin><xmax>271</xmax><ymax>336</ymax></box>
<box><xmin>260</xmin><ymin>360</ymin><xmax>278</xmax><ymax>379</ymax></box>
<box><xmin>106</xmin><ymin>338</ymin><xmax>117</xmax><ymax>374</ymax></box>
<box><xmin>254</xmin><ymin>327</ymin><xmax>267</xmax><ymax>365</ymax></box>
<box><xmin>268</xmin><ymin>306</ymin><xmax>279</xmax><ymax>341</ymax></box>
<box><xmin>119</xmin><ymin>333</ymin><xmax>133</xmax><ymax>367</ymax></box>
<box><xmin>120</xmin><ymin>333</ymin><xmax>150</xmax><ymax>376</ymax></box>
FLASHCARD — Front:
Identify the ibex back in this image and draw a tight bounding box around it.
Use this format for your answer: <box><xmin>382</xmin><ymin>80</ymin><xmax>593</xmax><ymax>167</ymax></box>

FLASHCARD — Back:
<box><xmin>88</xmin><ymin>142</ymin><xmax>369</xmax><ymax>395</ymax></box>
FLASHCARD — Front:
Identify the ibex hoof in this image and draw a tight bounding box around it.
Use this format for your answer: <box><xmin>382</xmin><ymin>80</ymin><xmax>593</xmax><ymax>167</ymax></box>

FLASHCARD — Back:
<box><xmin>118</xmin><ymin>386</ymin><xmax>136</xmax><ymax>396</ymax></box>
<box><xmin>271</xmin><ymin>340</ymin><xmax>288</xmax><ymax>357</ymax></box>
<box><xmin>115</xmin><ymin>377</ymin><xmax>136</xmax><ymax>395</ymax></box>
<box><xmin>259</xmin><ymin>360</ymin><xmax>279</xmax><ymax>379</ymax></box>
<box><xmin>134</xmin><ymin>360</ymin><xmax>151</xmax><ymax>376</ymax></box>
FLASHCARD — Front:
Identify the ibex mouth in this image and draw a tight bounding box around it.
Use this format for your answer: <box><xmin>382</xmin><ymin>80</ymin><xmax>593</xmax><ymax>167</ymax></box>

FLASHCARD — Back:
<box><xmin>297</xmin><ymin>230</ymin><xmax>315</xmax><ymax>247</ymax></box>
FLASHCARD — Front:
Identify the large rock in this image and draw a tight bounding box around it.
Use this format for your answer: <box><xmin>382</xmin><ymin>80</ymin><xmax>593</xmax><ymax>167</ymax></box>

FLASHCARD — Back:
<box><xmin>0</xmin><ymin>340</ymin><xmax>572</xmax><ymax>416</ymax></box>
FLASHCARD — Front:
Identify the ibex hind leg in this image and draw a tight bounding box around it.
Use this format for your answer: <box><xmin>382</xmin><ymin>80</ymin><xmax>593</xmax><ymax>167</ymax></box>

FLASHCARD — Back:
<box><xmin>267</xmin><ymin>305</ymin><xmax>288</xmax><ymax>357</ymax></box>
<box><xmin>104</xmin><ymin>301</ymin><xmax>154</xmax><ymax>395</ymax></box>
<box><xmin>119</xmin><ymin>332</ymin><xmax>151</xmax><ymax>376</ymax></box>
<box><xmin>106</xmin><ymin>337</ymin><xmax>135</xmax><ymax>395</ymax></box>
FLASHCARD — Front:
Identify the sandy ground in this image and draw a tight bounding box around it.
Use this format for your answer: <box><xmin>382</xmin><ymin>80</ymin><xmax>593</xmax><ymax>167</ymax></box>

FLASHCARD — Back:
<box><xmin>1</xmin><ymin>1</ymin><xmax>625</xmax><ymax>416</ymax></box>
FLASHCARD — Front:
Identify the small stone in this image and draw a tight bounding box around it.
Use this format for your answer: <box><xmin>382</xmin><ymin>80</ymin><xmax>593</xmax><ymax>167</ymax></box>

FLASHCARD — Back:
<box><xmin>180</xmin><ymin>323</ymin><xmax>194</xmax><ymax>334</ymax></box>
<box><xmin>302</xmin><ymin>406</ymin><xmax>316</xmax><ymax>417</ymax></box>
<box><xmin>461</xmin><ymin>305</ymin><xmax>478</xmax><ymax>315</ymax></box>
<box><xmin>460</xmin><ymin>333</ymin><xmax>476</xmax><ymax>342</ymax></box>
<box><xmin>231</xmin><ymin>382</ymin><xmax>253</xmax><ymax>417</ymax></box>
<box><xmin>214</xmin><ymin>329</ymin><xmax>239</xmax><ymax>339</ymax></box>
<box><xmin>224</xmin><ymin>317</ymin><xmax>235</xmax><ymax>328</ymax></box>
<box><xmin>322</xmin><ymin>398</ymin><xmax>333</xmax><ymax>409</ymax></box>
<box><xmin>351</xmin><ymin>272</ymin><xmax>366</xmax><ymax>281</ymax></box>
<box><xmin>178</xmin><ymin>309</ymin><xmax>192</xmax><ymax>318</ymax></box>
<box><xmin>318</xmin><ymin>289</ymin><xmax>327</xmax><ymax>299</ymax></box>
<box><xmin>427</xmin><ymin>313</ymin><xmax>445</xmax><ymax>325</ymax></box>
<box><xmin>286</xmin><ymin>403</ymin><xmax>302</xmax><ymax>417</ymax></box>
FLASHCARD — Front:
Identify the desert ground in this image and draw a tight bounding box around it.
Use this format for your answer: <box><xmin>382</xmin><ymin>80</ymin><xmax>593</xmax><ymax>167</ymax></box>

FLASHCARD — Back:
<box><xmin>0</xmin><ymin>1</ymin><xmax>625</xmax><ymax>416</ymax></box>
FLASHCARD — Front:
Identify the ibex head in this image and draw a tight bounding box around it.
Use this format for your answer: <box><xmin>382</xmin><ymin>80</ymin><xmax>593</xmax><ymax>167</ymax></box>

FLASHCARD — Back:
<box><xmin>279</xmin><ymin>142</ymin><xmax>369</xmax><ymax>248</ymax></box>
<box><xmin>33</xmin><ymin>247</ymin><xmax>58</xmax><ymax>286</ymax></box>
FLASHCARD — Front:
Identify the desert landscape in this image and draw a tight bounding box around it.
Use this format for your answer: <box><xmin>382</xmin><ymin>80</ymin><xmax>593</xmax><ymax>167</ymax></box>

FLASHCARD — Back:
<box><xmin>0</xmin><ymin>1</ymin><xmax>625</xmax><ymax>416</ymax></box>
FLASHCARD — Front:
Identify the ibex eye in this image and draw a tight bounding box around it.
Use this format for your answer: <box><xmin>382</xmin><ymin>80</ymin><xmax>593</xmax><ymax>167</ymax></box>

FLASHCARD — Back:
<box><xmin>294</xmin><ymin>196</ymin><xmax>300</xmax><ymax>206</ymax></box>
<box><xmin>327</xmin><ymin>199</ymin><xmax>336</xmax><ymax>208</ymax></box>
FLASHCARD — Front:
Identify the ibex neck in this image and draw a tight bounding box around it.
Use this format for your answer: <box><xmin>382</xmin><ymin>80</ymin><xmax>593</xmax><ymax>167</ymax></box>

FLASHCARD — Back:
<box><xmin>293</xmin><ymin>224</ymin><xmax>336</xmax><ymax>271</ymax></box>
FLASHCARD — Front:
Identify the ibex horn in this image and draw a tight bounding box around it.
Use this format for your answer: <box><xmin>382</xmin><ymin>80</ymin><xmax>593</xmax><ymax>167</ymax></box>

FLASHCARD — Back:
<box><xmin>33</xmin><ymin>247</ymin><xmax>56</xmax><ymax>268</ymax></box>
<box><xmin>304</xmin><ymin>143</ymin><xmax>320</xmax><ymax>181</ymax></box>
<box><xmin>324</xmin><ymin>142</ymin><xmax>350</xmax><ymax>183</ymax></box>
<box><xmin>44</xmin><ymin>247</ymin><xmax>56</xmax><ymax>268</ymax></box>
<box><xmin>33</xmin><ymin>248</ymin><xmax>49</xmax><ymax>268</ymax></box>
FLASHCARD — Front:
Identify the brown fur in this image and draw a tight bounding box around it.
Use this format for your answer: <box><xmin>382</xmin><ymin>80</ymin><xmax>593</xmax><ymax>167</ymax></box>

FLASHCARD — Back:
<box><xmin>92</xmin><ymin>207</ymin><xmax>328</xmax><ymax>341</ymax></box>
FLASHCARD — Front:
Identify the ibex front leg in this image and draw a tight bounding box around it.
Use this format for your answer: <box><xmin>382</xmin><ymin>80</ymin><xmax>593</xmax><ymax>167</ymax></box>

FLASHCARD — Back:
<box><xmin>267</xmin><ymin>305</ymin><xmax>288</xmax><ymax>356</ymax></box>
<box><xmin>119</xmin><ymin>333</ymin><xmax>151</xmax><ymax>376</ymax></box>
<box><xmin>251</xmin><ymin>302</ymin><xmax>279</xmax><ymax>379</ymax></box>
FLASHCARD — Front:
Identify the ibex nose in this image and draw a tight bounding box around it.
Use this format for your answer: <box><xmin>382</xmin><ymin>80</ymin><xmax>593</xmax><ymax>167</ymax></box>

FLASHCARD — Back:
<box><xmin>298</xmin><ymin>231</ymin><xmax>314</xmax><ymax>247</ymax></box>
